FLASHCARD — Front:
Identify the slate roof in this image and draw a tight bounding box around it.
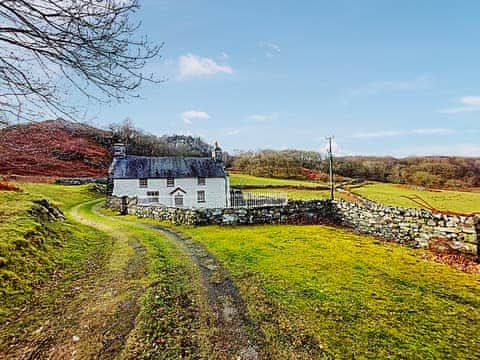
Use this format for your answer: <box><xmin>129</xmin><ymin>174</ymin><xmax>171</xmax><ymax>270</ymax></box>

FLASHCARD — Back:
<box><xmin>109</xmin><ymin>155</ymin><xmax>227</xmax><ymax>179</ymax></box>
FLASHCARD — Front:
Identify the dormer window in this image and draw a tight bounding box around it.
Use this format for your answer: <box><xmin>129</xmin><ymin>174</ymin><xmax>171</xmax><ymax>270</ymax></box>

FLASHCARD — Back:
<box><xmin>167</xmin><ymin>177</ymin><xmax>174</xmax><ymax>187</ymax></box>
<box><xmin>139</xmin><ymin>178</ymin><xmax>148</xmax><ymax>188</ymax></box>
<box><xmin>198</xmin><ymin>177</ymin><xmax>206</xmax><ymax>186</ymax></box>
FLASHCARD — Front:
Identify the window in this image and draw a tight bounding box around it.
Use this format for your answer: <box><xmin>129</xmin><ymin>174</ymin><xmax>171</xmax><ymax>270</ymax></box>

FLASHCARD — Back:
<box><xmin>197</xmin><ymin>190</ymin><xmax>205</xmax><ymax>203</ymax></box>
<box><xmin>197</xmin><ymin>177</ymin><xmax>206</xmax><ymax>186</ymax></box>
<box><xmin>174</xmin><ymin>194</ymin><xmax>184</xmax><ymax>206</ymax></box>
<box><xmin>167</xmin><ymin>177</ymin><xmax>174</xmax><ymax>187</ymax></box>
<box><xmin>146</xmin><ymin>191</ymin><xmax>159</xmax><ymax>203</ymax></box>
<box><xmin>139</xmin><ymin>178</ymin><xmax>148</xmax><ymax>188</ymax></box>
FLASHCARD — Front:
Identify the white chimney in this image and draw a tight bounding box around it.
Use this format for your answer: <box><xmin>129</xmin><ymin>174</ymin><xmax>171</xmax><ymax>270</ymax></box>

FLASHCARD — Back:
<box><xmin>113</xmin><ymin>143</ymin><xmax>126</xmax><ymax>158</ymax></box>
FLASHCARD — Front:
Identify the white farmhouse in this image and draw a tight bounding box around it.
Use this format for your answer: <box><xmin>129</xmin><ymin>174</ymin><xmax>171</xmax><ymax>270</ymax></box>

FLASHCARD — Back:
<box><xmin>108</xmin><ymin>142</ymin><xmax>230</xmax><ymax>208</ymax></box>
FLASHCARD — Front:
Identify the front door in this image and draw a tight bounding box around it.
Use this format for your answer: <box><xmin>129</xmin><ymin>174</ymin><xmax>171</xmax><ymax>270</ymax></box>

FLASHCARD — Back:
<box><xmin>174</xmin><ymin>194</ymin><xmax>184</xmax><ymax>207</ymax></box>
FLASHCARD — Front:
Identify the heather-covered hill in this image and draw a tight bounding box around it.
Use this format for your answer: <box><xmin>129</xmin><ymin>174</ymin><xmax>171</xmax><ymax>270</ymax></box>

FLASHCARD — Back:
<box><xmin>0</xmin><ymin>119</ymin><xmax>214</xmax><ymax>178</ymax></box>
<box><xmin>0</xmin><ymin>120</ymin><xmax>110</xmax><ymax>177</ymax></box>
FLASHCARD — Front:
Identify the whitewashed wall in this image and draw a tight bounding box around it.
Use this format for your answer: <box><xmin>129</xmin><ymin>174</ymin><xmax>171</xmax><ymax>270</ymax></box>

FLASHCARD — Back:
<box><xmin>113</xmin><ymin>177</ymin><xmax>229</xmax><ymax>208</ymax></box>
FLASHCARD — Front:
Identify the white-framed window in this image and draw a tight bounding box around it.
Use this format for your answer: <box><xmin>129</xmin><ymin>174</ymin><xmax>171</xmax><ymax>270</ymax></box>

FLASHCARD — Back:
<box><xmin>146</xmin><ymin>191</ymin><xmax>159</xmax><ymax>196</ymax></box>
<box><xmin>139</xmin><ymin>178</ymin><xmax>148</xmax><ymax>188</ymax></box>
<box><xmin>174</xmin><ymin>194</ymin><xmax>184</xmax><ymax>206</ymax></box>
<box><xmin>197</xmin><ymin>190</ymin><xmax>205</xmax><ymax>203</ymax></box>
<box><xmin>167</xmin><ymin>177</ymin><xmax>174</xmax><ymax>187</ymax></box>
<box><xmin>197</xmin><ymin>177</ymin><xmax>206</xmax><ymax>186</ymax></box>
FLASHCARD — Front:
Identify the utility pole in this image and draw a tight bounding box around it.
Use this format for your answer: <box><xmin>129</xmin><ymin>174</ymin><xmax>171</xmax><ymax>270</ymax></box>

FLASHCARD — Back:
<box><xmin>326</xmin><ymin>136</ymin><xmax>335</xmax><ymax>200</ymax></box>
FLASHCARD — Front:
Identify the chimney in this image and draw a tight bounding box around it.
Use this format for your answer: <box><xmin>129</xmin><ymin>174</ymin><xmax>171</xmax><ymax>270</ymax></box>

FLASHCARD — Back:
<box><xmin>212</xmin><ymin>141</ymin><xmax>223</xmax><ymax>163</ymax></box>
<box><xmin>113</xmin><ymin>143</ymin><xmax>126</xmax><ymax>158</ymax></box>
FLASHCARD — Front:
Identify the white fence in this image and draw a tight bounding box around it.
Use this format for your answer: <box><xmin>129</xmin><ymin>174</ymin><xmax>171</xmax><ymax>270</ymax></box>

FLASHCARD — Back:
<box><xmin>230</xmin><ymin>191</ymin><xmax>288</xmax><ymax>208</ymax></box>
<box><xmin>136</xmin><ymin>191</ymin><xmax>288</xmax><ymax>209</ymax></box>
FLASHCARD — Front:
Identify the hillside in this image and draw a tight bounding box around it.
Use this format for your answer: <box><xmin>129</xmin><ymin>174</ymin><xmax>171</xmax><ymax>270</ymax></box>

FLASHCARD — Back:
<box><xmin>0</xmin><ymin>120</ymin><xmax>213</xmax><ymax>178</ymax></box>
<box><xmin>0</xmin><ymin>120</ymin><xmax>111</xmax><ymax>177</ymax></box>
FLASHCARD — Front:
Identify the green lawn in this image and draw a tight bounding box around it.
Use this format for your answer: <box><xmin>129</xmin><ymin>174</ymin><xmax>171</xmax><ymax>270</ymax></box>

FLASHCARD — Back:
<box><xmin>160</xmin><ymin>223</ymin><xmax>480</xmax><ymax>359</ymax></box>
<box><xmin>351</xmin><ymin>182</ymin><xmax>480</xmax><ymax>214</ymax></box>
<box><xmin>229</xmin><ymin>172</ymin><xmax>326</xmax><ymax>187</ymax></box>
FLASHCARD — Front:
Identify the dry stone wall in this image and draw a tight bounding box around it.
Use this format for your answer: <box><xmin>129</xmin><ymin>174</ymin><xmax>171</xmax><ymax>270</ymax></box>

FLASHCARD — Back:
<box><xmin>333</xmin><ymin>199</ymin><xmax>479</xmax><ymax>255</ymax></box>
<box><xmin>106</xmin><ymin>196</ymin><xmax>479</xmax><ymax>257</ymax></box>
<box><xmin>127</xmin><ymin>200</ymin><xmax>335</xmax><ymax>226</ymax></box>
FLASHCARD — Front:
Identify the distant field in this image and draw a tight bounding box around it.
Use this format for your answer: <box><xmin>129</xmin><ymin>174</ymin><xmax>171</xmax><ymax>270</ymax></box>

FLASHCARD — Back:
<box><xmin>229</xmin><ymin>172</ymin><xmax>326</xmax><ymax>187</ymax></box>
<box><xmin>163</xmin><ymin>224</ymin><xmax>480</xmax><ymax>359</ymax></box>
<box><xmin>244</xmin><ymin>187</ymin><xmax>353</xmax><ymax>201</ymax></box>
<box><xmin>351</xmin><ymin>183</ymin><xmax>480</xmax><ymax>214</ymax></box>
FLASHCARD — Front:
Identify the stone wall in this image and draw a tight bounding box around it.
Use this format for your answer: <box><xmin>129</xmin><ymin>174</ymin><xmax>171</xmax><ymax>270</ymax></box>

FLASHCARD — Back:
<box><xmin>105</xmin><ymin>196</ymin><xmax>479</xmax><ymax>257</ymax></box>
<box><xmin>127</xmin><ymin>200</ymin><xmax>335</xmax><ymax>226</ymax></box>
<box><xmin>333</xmin><ymin>199</ymin><xmax>479</xmax><ymax>256</ymax></box>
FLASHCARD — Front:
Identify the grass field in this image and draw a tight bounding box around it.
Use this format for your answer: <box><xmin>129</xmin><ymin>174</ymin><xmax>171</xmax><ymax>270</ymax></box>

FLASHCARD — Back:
<box><xmin>163</xmin><ymin>223</ymin><xmax>480</xmax><ymax>359</ymax></box>
<box><xmin>0</xmin><ymin>184</ymin><xmax>109</xmax><ymax>319</ymax></box>
<box><xmin>351</xmin><ymin>182</ymin><xmax>480</xmax><ymax>214</ymax></box>
<box><xmin>229</xmin><ymin>172</ymin><xmax>326</xmax><ymax>187</ymax></box>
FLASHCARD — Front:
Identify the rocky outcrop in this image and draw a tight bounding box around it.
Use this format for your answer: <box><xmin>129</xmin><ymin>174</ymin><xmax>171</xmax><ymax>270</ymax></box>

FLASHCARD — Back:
<box><xmin>30</xmin><ymin>199</ymin><xmax>65</xmax><ymax>221</ymax></box>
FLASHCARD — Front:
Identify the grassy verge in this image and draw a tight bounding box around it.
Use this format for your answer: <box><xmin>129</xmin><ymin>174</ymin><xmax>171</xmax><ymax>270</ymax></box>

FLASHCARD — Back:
<box><xmin>0</xmin><ymin>184</ymin><xmax>108</xmax><ymax>320</ymax></box>
<box><xmin>351</xmin><ymin>182</ymin><xmax>480</xmax><ymax>214</ymax></box>
<box><xmin>144</xmin><ymin>222</ymin><xmax>480</xmax><ymax>359</ymax></box>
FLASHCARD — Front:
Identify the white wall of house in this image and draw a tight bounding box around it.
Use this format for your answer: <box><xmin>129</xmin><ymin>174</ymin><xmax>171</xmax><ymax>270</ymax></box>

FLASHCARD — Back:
<box><xmin>113</xmin><ymin>177</ymin><xmax>230</xmax><ymax>208</ymax></box>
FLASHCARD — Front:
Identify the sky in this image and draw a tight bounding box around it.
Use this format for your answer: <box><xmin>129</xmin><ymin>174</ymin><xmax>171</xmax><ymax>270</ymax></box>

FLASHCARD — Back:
<box><xmin>88</xmin><ymin>0</ymin><xmax>480</xmax><ymax>157</ymax></box>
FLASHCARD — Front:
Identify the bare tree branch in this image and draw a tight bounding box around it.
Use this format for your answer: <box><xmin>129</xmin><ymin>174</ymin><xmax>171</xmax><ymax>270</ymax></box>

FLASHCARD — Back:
<box><xmin>0</xmin><ymin>0</ymin><xmax>163</xmax><ymax>123</ymax></box>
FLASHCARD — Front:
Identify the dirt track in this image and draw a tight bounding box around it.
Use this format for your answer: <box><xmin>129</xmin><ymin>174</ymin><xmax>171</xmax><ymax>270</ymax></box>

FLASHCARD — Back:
<box><xmin>0</xmin><ymin>200</ymin><xmax>260</xmax><ymax>359</ymax></box>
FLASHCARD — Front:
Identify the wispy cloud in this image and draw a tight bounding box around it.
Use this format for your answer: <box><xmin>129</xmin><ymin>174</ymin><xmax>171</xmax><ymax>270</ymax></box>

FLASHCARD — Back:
<box><xmin>353</xmin><ymin>130</ymin><xmax>402</xmax><ymax>139</ymax></box>
<box><xmin>259</xmin><ymin>42</ymin><xmax>281</xmax><ymax>58</ymax></box>
<box><xmin>348</xmin><ymin>76</ymin><xmax>433</xmax><ymax>97</ymax></box>
<box><xmin>178</xmin><ymin>54</ymin><xmax>233</xmax><ymax>78</ymax></box>
<box><xmin>411</xmin><ymin>128</ymin><xmax>455</xmax><ymax>134</ymax></box>
<box><xmin>437</xmin><ymin>96</ymin><xmax>480</xmax><ymax>114</ymax></box>
<box><xmin>225</xmin><ymin>129</ymin><xmax>241</xmax><ymax>136</ymax></box>
<box><xmin>247</xmin><ymin>112</ymin><xmax>279</xmax><ymax>122</ymax></box>
<box><xmin>180</xmin><ymin>110</ymin><xmax>210</xmax><ymax>124</ymax></box>
<box><xmin>395</xmin><ymin>143</ymin><xmax>480</xmax><ymax>157</ymax></box>
<box><xmin>353</xmin><ymin>128</ymin><xmax>455</xmax><ymax>139</ymax></box>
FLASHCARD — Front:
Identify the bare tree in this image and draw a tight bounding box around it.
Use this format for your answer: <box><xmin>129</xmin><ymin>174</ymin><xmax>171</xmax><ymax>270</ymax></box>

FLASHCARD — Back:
<box><xmin>0</xmin><ymin>0</ymin><xmax>162</xmax><ymax>123</ymax></box>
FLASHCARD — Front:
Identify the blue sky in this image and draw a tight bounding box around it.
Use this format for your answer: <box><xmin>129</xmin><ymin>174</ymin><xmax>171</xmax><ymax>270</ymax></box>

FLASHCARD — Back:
<box><xmin>90</xmin><ymin>0</ymin><xmax>480</xmax><ymax>157</ymax></box>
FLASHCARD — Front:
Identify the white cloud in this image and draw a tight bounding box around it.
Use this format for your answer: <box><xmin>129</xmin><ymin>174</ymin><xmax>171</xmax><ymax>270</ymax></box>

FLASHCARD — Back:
<box><xmin>395</xmin><ymin>143</ymin><xmax>480</xmax><ymax>157</ymax></box>
<box><xmin>225</xmin><ymin>129</ymin><xmax>241</xmax><ymax>136</ymax></box>
<box><xmin>349</xmin><ymin>76</ymin><xmax>433</xmax><ymax>97</ymax></box>
<box><xmin>178</xmin><ymin>54</ymin><xmax>233</xmax><ymax>78</ymax></box>
<box><xmin>247</xmin><ymin>113</ymin><xmax>279</xmax><ymax>122</ymax></box>
<box><xmin>437</xmin><ymin>96</ymin><xmax>480</xmax><ymax>114</ymax></box>
<box><xmin>353</xmin><ymin>128</ymin><xmax>455</xmax><ymax>139</ymax></box>
<box><xmin>411</xmin><ymin>128</ymin><xmax>455</xmax><ymax>134</ymax></box>
<box><xmin>180</xmin><ymin>110</ymin><xmax>210</xmax><ymax>124</ymax></box>
<box><xmin>259</xmin><ymin>42</ymin><xmax>281</xmax><ymax>58</ymax></box>
<box><xmin>353</xmin><ymin>130</ymin><xmax>402</xmax><ymax>138</ymax></box>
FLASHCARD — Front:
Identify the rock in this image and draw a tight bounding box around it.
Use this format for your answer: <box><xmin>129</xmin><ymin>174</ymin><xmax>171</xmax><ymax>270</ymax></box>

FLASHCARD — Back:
<box><xmin>72</xmin><ymin>335</ymin><xmax>80</xmax><ymax>342</ymax></box>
